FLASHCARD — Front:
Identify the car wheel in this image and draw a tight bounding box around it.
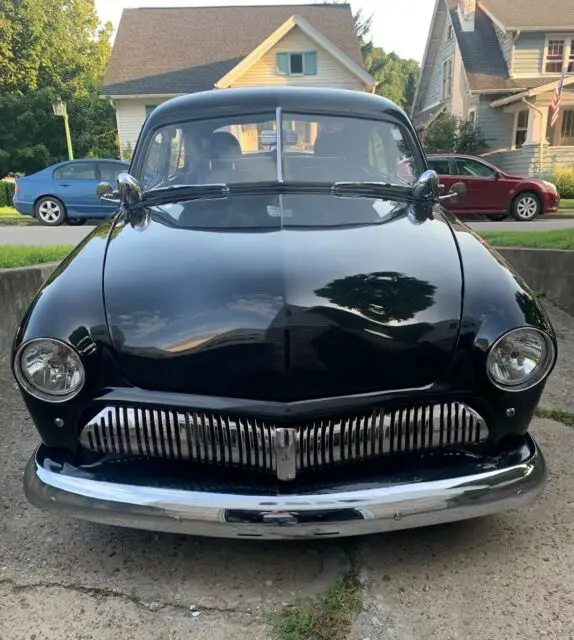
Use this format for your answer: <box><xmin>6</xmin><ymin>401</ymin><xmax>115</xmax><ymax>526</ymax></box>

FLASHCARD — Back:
<box><xmin>67</xmin><ymin>218</ymin><xmax>86</xmax><ymax>226</ymax></box>
<box><xmin>486</xmin><ymin>214</ymin><xmax>508</xmax><ymax>222</ymax></box>
<box><xmin>35</xmin><ymin>196</ymin><xmax>66</xmax><ymax>226</ymax></box>
<box><xmin>512</xmin><ymin>192</ymin><xmax>540</xmax><ymax>221</ymax></box>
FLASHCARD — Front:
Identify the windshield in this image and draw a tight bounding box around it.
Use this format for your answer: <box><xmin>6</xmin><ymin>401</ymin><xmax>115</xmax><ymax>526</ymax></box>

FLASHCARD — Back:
<box><xmin>140</xmin><ymin>111</ymin><xmax>419</xmax><ymax>190</ymax></box>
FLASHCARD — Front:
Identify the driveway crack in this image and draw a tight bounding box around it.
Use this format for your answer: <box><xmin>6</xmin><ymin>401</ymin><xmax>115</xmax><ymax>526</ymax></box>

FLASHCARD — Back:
<box><xmin>0</xmin><ymin>577</ymin><xmax>254</xmax><ymax>616</ymax></box>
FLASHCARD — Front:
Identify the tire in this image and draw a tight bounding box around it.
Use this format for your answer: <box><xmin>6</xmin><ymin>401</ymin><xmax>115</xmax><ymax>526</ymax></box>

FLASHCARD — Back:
<box><xmin>67</xmin><ymin>218</ymin><xmax>86</xmax><ymax>226</ymax></box>
<box><xmin>486</xmin><ymin>214</ymin><xmax>508</xmax><ymax>222</ymax></box>
<box><xmin>511</xmin><ymin>192</ymin><xmax>541</xmax><ymax>222</ymax></box>
<box><xmin>35</xmin><ymin>196</ymin><xmax>66</xmax><ymax>226</ymax></box>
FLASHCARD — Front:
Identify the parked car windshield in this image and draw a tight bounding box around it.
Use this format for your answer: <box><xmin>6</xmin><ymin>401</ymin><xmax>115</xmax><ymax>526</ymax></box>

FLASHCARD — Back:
<box><xmin>139</xmin><ymin>112</ymin><xmax>419</xmax><ymax>190</ymax></box>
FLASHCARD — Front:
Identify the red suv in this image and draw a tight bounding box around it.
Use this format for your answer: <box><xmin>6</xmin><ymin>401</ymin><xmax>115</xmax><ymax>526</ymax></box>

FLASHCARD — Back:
<box><xmin>426</xmin><ymin>154</ymin><xmax>560</xmax><ymax>221</ymax></box>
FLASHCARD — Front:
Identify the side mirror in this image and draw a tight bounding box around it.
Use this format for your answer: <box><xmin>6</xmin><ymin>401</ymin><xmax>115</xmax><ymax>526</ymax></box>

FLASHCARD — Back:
<box><xmin>96</xmin><ymin>181</ymin><xmax>120</xmax><ymax>203</ymax></box>
<box><xmin>439</xmin><ymin>181</ymin><xmax>466</xmax><ymax>203</ymax></box>
<box><xmin>411</xmin><ymin>169</ymin><xmax>441</xmax><ymax>202</ymax></box>
<box><xmin>96</xmin><ymin>173</ymin><xmax>144</xmax><ymax>208</ymax></box>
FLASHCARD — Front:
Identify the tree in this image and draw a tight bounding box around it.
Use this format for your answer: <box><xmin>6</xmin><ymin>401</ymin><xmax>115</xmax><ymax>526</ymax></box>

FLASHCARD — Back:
<box><xmin>422</xmin><ymin>113</ymin><xmax>488</xmax><ymax>155</ymax></box>
<box><xmin>0</xmin><ymin>0</ymin><xmax>118</xmax><ymax>176</ymax></box>
<box><xmin>350</xmin><ymin>7</ymin><xmax>420</xmax><ymax>112</ymax></box>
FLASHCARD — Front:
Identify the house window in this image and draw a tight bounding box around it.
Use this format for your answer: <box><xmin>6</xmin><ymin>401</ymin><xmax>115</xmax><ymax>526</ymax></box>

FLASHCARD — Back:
<box><xmin>145</xmin><ymin>105</ymin><xmax>156</xmax><ymax>117</ymax></box>
<box><xmin>442</xmin><ymin>58</ymin><xmax>453</xmax><ymax>98</ymax></box>
<box><xmin>468</xmin><ymin>109</ymin><xmax>476</xmax><ymax>125</ymax></box>
<box><xmin>447</xmin><ymin>24</ymin><xmax>453</xmax><ymax>41</ymax></box>
<box><xmin>562</xmin><ymin>110</ymin><xmax>574</xmax><ymax>145</ymax></box>
<box><xmin>514</xmin><ymin>109</ymin><xmax>529</xmax><ymax>148</ymax></box>
<box><xmin>544</xmin><ymin>38</ymin><xmax>574</xmax><ymax>73</ymax></box>
<box><xmin>276</xmin><ymin>52</ymin><xmax>318</xmax><ymax>76</ymax></box>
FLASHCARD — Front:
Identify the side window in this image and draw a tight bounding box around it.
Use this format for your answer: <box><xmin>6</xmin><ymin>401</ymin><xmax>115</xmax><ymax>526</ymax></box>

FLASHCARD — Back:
<box><xmin>142</xmin><ymin>127</ymin><xmax>195</xmax><ymax>189</ymax></box>
<box><xmin>428</xmin><ymin>159</ymin><xmax>450</xmax><ymax>175</ymax></box>
<box><xmin>54</xmin><ymin>162</ymin><xmax>97</xmax><ymax>180</ymax></box>
<box><xmin>455</xmin><ymin>158</ymin><xmax>496</xmax><ymax>177</ymax></box>
<box><xmin>99</xmin><ymin>163</ymin><xmax>126</xmax><ymax>181</ymax></box>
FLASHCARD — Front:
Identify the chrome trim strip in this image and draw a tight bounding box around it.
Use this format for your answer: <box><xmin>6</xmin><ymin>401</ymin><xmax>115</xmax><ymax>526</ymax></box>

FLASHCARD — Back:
<box><xmin>275</xmin><ymin>106</ymin><xmax>284</xmax><ymax>183</ymax></box>
<box><xmin>24</xmin><ymin>437</ymin><xmax>547</xmax><ymax>539</ymax></box>
<box><xmin>79</xmin><ymin>402</ymin><xmax>489</xmax><ymax>480</ymax></box>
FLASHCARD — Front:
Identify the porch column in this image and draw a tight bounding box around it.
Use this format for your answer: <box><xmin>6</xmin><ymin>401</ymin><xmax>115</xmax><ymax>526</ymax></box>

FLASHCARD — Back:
<box><xmin>524</xmin><ymin>105</ymin><xmax>543</xmax><ymax>145</ymax></box>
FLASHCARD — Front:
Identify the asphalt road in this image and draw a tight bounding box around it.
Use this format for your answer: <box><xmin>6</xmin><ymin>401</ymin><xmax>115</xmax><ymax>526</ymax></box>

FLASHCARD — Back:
<box><xmin>2</xmin><ymin>302</ymin><xmax>574</xmax><ymax>639</ymax></box>
<box><xmin>1</xmin><ymin>217</ymin><xmax>574</xmax><ymax>246</ymax></box>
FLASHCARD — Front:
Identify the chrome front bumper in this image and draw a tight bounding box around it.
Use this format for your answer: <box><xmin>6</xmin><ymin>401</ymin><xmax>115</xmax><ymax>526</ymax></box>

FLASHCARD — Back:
<box><xmin>24</xmin><ymin>437</ymin><xmax>547</xmax><ymax>539</ymax></box>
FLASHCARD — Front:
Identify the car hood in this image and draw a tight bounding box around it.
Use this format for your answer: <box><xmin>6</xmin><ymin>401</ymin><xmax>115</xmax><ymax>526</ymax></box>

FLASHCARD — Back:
<box><xmin>102</xmin><ymin>195</ymin><xmax>464</xmax><ymax>402</ymax></box>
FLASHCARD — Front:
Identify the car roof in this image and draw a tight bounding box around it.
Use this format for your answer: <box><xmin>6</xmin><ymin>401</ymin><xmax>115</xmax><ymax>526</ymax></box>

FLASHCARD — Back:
<box><xmin>426</xmin><ymin>153</ymin><xmax>483</xmax><ymax>160</ymax></box>
<box><xmin>144</xmin><ymin>87</ymin><xmax>409</xmax><ymax>129</ymax></box>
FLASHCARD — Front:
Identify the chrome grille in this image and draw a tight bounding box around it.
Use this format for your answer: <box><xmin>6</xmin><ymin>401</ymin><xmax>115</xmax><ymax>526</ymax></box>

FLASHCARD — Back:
<box><xmin>79</xmin><ymin>402</ymin><xmax>489</xmax><ymax>481</ymax></box>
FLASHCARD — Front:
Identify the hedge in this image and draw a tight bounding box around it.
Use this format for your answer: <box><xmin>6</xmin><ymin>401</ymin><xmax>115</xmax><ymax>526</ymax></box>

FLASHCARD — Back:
<box><xmin>551</xmin><ymin>167</ymin><xmax>574</xmax><ymax>199</ymax></box>
<box><xmin>0</xmin><ymin>180</ymin><xmax>15</xmax><ymax>208</ymax></box>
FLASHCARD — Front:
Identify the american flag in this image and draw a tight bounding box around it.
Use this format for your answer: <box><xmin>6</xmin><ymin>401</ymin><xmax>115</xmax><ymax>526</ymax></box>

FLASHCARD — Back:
<box><xmin>549</xmin><ymin>73</ymin><xmax>566</xmax><ymax>128</ymax></box>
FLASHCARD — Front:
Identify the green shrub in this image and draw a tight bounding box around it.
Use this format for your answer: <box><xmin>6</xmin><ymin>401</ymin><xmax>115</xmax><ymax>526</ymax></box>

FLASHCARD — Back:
<box><xmin>552</xmin><ymin>167</ymin><xmax>574</xmax><ymax>199</ymax></box>
<box><xmin>0</xmin><ymin>180</ymin><xmax>14</xmax><ymax>207</ymax></box>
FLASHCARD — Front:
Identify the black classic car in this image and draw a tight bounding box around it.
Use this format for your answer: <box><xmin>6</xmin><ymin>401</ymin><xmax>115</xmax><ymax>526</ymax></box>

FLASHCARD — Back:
<box><xmin>14</xmin><ymin>87</ymin><xmax>556</xmax><ymax>539</ymax></box>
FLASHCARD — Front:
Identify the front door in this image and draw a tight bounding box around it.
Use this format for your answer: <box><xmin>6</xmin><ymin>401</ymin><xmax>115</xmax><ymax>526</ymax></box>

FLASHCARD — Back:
<box><xmin>451</xmin><ymin>157</ymin><xmax>509</xmax><ymax>214</ymax></box>
<box><xmin>53</xmin><ymin>161</ymin><xmax>101</xmax><ymax>217</ymax></box>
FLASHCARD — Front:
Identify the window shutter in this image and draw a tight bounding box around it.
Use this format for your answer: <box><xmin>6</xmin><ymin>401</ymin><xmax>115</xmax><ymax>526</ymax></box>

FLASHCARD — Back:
<box><xmin>145</xmin><ymin>105</ymin><xmax>156</xmax><ymax>117</ymax></box>
<box><xmin>304</xmin><ymin>52</ymin><xmax>317</xmax><ymax>75</ymax></box>
<box><xmin>276</xmin><ymin>53</ymin><xmax>289</xmax><ymax>75</ymax></box>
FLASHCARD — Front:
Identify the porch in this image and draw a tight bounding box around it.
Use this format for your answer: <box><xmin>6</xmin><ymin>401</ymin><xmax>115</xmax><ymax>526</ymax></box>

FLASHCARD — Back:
<box><xmin>485</xmin><ymin>83</ymin><xmax>574</xmax><ymax>176</ymax></box>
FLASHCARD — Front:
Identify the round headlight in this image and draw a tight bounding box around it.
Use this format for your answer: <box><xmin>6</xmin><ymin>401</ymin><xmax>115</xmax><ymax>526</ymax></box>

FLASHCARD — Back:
<box><xmin>487</xmin><ymin>328</ymin><xmax>555</xmax><ymax>391</ymax></box>
<box><xmin>14</xmin><ymin>338</ymin><xmax>85</xmax><ymax>402</ymax></box>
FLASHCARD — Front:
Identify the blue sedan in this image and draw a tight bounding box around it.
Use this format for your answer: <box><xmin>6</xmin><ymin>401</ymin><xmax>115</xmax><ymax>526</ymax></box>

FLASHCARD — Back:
<box><xmin>13</xmin><ymin>159</ymin><xmax>129</xmax><ymax>226</ymax></box>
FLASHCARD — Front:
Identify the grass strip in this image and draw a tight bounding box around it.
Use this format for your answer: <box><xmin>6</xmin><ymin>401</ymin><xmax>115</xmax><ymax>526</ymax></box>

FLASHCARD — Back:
<box><xmin>271</xmin><ymin>573</ymin><xmax>362</xmax><ymax>640</ymax></box>
<box><xmin>0</xmin><ymin>245</ymin><xmax>74</xmax><ymax>268</ymax></box>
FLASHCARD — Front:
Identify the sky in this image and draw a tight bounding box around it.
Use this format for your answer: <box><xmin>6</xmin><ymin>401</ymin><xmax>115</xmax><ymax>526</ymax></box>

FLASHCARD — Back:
<box><xmin>94</xmin><ymin>0</ymin><xmax>435</xmax><ymax>62</ymax></box>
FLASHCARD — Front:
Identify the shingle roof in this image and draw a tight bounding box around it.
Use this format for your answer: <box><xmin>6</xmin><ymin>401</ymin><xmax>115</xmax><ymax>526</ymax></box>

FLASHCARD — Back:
<box><xmin>451</xmin><ymin>8</ymin><xmax>566</xmax><ymax>92</ymax></box>
<box><xmin>102</xmin><ymin>4</ymin><xmax>363</xmax><ymax>96</ymax></box>
<box><xmin>480</xmin><ymin>0</ymin><xmax>574</xmax><ymax>29</ymax></box>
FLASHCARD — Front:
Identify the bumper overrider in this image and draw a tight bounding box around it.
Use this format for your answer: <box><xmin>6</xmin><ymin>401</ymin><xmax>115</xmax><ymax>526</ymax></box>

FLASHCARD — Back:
<box><xmin>24</xmin><ymin>436</ymin><xmax>547</xmax><ymax>539</ymax></box>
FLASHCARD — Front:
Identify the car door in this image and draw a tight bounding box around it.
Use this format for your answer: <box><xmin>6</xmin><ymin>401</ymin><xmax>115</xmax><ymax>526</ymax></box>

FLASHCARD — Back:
<box><xmin>52</xmin><ymin>161</ymin><xmax>101</xmax><ymax>217</ymax></box>
<box><xmin>452</xmin><ymin>157</ymin><xmax>509</xmax><ymax>214</ymax></box>
<box><xmin>97</xmin><ymin>162</ymin><xmax>129</xmax><ymax>214</ymax></box>
<box><xmin>427</xmin><ymin>157</ymin><xmax>459</xmax><ymax>213</ymax></box>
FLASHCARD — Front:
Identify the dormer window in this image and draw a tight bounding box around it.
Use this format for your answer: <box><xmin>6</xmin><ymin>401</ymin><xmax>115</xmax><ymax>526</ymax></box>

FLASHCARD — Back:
<box><xmin>276</xmin><ymin>52</ymin><xmax>318</xmax><ymax>76</ymax></box>
<box><xmin>447</xmin><ymin>23</ymin><xmax>453</xmax><ymax>41</ymax></box>
<box><xmin>544</xmin><ymin>37</ymin><xmax>574</xmax><ymax>74</ymax></box>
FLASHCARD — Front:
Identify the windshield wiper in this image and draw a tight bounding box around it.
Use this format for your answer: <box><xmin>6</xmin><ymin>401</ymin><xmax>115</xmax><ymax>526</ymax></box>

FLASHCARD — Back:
<box><xmin>332</xmin><ymin>181</ymin><xmax>415</xmax><ymax>201</ymax></box>
<box><xmin>134</xmin><ymin>183</ymin><xmax>230</xmax><ymax>209</ymax></box>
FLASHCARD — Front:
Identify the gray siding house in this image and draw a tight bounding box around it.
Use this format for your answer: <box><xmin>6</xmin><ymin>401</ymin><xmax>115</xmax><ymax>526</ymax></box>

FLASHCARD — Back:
<box><xmin>411</xmin><ymin>0</ymin><xmax>574</xmax><ymax>175</ymax></box>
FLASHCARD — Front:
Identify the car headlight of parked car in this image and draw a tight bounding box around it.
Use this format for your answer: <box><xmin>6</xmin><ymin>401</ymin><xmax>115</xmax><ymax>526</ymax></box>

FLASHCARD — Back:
<box><xmin>14</xmin><ymin>338</ymin><xmax>85</xmax><ymax>402</ymax></box>
<box><xmin>541</xmin><ymin>180</ymin><xmax>558</xmax><ymax>193</ymax></box>
<box><xmin>487</xmin><ymin>328</ymin><xmax>555</xmax><ymax>392</ymax></box>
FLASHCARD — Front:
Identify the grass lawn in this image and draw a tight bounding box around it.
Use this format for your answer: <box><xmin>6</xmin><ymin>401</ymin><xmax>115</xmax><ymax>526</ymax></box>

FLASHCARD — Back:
<box><xmin>559</xmin><ymin>198</ymin><xmax>574</xmax><ymax>212</ymax></box>
<box><xmin>0</xmin><ymin>245</ymin><xmax>74</xmax><ymax>269</ymax></box>
<box><xmin>481</xmin><ymin>228</ymin><xmax>574</xmax><ymax>250</ymax></box>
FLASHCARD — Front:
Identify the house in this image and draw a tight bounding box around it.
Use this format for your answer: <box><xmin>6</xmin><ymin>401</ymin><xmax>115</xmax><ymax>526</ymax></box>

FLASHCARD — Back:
<box><xmin>411</xmin><ymin>0</ymin><xmax>574</xmax><ymax>175</ymax></box>
<box><xmin>102</xmin><ymin>3</ymin><xmax>375</xmax><ymax>157</ymax></box>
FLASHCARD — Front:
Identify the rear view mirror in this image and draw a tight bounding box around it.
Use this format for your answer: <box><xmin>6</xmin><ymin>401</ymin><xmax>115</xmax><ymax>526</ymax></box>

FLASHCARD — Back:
<box><xmin>96</xmin><ymin>181</ymin><xmax>120</xmax><ymax>203</ymax></box>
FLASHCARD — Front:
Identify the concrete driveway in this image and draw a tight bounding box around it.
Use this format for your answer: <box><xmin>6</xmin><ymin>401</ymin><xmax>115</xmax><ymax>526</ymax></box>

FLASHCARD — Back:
<box><xmin>1</xmin><ymin>217</ymin><xmax>574</xmax><ymax>246</ymax></box>
<box><xmin>2</xmin><ymin>303</ymin><xmax>574</xmax><ymax>639</ymax></box>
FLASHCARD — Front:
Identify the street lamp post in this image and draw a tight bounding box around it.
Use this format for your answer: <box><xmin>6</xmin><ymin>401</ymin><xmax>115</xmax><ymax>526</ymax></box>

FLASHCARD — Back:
<box><xmin>52</xmin><ymin>97</ymin><xmax>74</xmax><ymax>160</ymax></box>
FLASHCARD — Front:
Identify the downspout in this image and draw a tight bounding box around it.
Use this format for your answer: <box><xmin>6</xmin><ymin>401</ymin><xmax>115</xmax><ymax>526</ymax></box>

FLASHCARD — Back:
<box><xmin>522</xmin><ymin>97</ymin><xmax>545</xmax><ymax>175</ymax></box>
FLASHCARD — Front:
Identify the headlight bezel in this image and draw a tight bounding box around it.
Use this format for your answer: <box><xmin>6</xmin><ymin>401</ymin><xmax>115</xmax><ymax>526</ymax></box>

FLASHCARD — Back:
<box><xmin>486</xmin><ymin>327</ymin><xmax>556</xmax><ymax>392</ymax></box>
<box><xmin>13</xmin><ymin>337</ymin><xmax>86</xmax><ymax>403</ymax></box>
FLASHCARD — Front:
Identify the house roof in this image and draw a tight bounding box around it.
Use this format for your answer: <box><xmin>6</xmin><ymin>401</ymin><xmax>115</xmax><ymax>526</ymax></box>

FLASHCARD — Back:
<box><xmin>451</xmin><ymin>8</ymin><xmax>566</xmax><ymax>92</ymax></box>
<box><xmin>479</xmin><ymin>0</ymin><xmax>574</xmax><ymax>31</ymax></box>
<box><xmin>102</xmin><ymin>3</ymin><xmax>365</xmax><ymax>96</ymax></box>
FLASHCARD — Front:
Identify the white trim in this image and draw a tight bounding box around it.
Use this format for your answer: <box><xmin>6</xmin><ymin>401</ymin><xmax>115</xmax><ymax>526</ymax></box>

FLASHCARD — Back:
<box><xmin>542</xmin><ymin>34</ymin><xmax>574</xmax><ymax>75</ymax></box>
<box><xmin>214</xmin><ymin>14</ymin><xmax>376</xmax><ymax>90</ymax></box>
<box><xmin>419</xmin><ymin>99</ymin><xmax>444</xmax><ymax>112</ymax></box>
<box><xmin>411</xmin><ymin>0</ymin><xmax>442</xmax><ymax>116</ymax></box>
<box><xmin>489</xmin><ymin>75</ymin><xmax>574</xmax><ymax>107</ymax></box>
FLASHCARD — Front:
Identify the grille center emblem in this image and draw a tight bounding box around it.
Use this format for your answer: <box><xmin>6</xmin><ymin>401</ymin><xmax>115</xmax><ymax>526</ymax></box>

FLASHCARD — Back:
<box><xmin>275</xmin><ymin>427</ymin><xmax>297</xmax><ymax>481</ymax></box>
